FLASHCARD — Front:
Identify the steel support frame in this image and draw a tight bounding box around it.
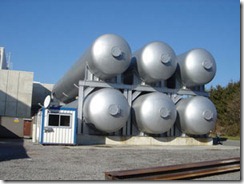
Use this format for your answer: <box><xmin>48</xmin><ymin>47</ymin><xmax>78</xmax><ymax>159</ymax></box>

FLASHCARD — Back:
<box><xmin>77</xmin><ymin>66</ymin><xmax>209</xmax><ymax>137</ymax></box>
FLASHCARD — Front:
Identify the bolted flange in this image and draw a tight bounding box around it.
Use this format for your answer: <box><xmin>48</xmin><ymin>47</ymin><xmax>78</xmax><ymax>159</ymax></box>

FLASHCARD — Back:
<box><xmin>108</xmin><ymin>104</ymin><xmax>121</xmax><ymax>116</ymax></box>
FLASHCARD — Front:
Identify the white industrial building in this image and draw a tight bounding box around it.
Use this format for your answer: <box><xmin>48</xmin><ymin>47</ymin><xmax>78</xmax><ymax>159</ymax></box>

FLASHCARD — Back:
<box><xmin>0</xmin><ymin>47</ymin><xmax>53</xmax><ymax>138</ymax></box>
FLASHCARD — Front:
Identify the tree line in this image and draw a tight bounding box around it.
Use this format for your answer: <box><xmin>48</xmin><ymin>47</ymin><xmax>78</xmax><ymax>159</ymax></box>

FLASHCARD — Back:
<box><xmin>209</xmin><ymin>80</ymin><xmax>240</xmax><ymax>137</ymax></box>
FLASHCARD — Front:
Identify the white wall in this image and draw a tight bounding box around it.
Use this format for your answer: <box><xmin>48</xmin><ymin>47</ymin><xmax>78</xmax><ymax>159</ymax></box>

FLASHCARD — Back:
<box><xmin>0</xmin><ymin>70</ymin><xmax>34</xmax><ymax>118</ymax></box>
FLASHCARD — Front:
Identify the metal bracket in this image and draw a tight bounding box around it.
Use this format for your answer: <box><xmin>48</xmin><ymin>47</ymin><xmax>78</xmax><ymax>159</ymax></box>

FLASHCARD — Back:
<box><xmin>44</xmin><ymin>127</ymin><xmax>54</xmax><ymax>133</ymax></box>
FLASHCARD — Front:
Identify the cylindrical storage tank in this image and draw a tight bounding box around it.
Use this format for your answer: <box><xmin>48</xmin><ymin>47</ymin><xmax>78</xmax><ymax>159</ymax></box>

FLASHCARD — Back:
<box><xmin>132</xmin><ymin>41</ymin><xmax>177</xmax><ymax>83</ymax></box>
<box><xmin>132</xmin><ymin>92</ymin><xmax>177</xmax><ymax>134</ymax></box>
<box><xmin>83</xmin><ymin>88</ymin><xmax>130</xmax><ymax>133</ymax></box>
<box><xmin>52</xmin><ymin>34</ymin><xmax>132</xmax><ymax>103</ymax></box>
<box><xmin>176</xmin><ymin>48</ymin><xmax>216</xmax><ymax>87</ymax></box>
<box><xmin>176</xmin><ymin>96</ymin><xmax>217</xmax><ymax>135</ymax></box>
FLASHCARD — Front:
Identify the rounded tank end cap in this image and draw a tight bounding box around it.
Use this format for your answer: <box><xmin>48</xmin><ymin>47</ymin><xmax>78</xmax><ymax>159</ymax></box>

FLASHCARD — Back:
<box><xmin>160</xmin><ymin>107</ymin><xmax>170</xmax><ymax>118</ymax></box>
<box><xmin>161</xmin><ymin>53</ymin><xmax>171</xmax><ymax>64</ymax></box>
<box><xmin>108</xmin><ymin>104</ymin><xmax>121</xmax><ymax>116</ymax></box>
<box><xmin>202</xmin><ymin>59</ymin><xmax>213</xmax><ymax>70</ymax></box>
<box><xmin>111</xmin><ymin>47</ymin><xmax>122</xmax><ymax>58</ymax></box>
<box><xmin>203</xmin><ymin>110</ymin><xmax>214</xmax><ymax>121</ymax></box>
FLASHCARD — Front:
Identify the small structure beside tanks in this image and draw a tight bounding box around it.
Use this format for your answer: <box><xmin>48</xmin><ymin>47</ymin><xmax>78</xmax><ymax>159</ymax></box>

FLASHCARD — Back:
<box><xmin>33</xmin><ymin>33</ymin><xmax>217</xmax><ymax>146</ymax></box>
<box><xmin>0</xmin><ymin>69</ymin><xmax>34</xmax><ymax>138</ymax></box>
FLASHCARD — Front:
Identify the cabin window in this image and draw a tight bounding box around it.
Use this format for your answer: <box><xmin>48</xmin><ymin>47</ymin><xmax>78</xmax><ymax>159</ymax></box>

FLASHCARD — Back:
<box><xmin>48</xmin><ymin>114</ymin><xmax>71</xmax><ymax>127</ymax></box>
<box><xmin>48</xmin><ymin>114</ymin><xmax>59</xmax><ymax>126</ymax></box>
<box><xmin>60</xmin><ymin>115</ymin><xmax>70</xmax><ymax>126</ymax></box>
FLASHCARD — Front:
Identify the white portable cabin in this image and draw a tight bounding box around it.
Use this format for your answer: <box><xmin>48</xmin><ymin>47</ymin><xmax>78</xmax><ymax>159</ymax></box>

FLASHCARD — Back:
<box><xmin>38</xmin><ymin>107</ymin><xmax>77</xmax><ymax>145</ymax></box>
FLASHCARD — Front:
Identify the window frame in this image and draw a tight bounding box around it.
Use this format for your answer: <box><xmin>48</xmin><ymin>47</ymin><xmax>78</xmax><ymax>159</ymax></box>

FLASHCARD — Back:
<box><xmin>47</xmin><ymin>113</ymin><xmax>72</xmax><ymax>128</ymax></box>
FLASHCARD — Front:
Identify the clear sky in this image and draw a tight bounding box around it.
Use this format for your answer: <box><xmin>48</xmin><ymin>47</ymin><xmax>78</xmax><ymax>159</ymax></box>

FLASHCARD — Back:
<box><xmin>0</xmin><ymin>0</ymin><xmax>240</xmax><ymax>89</ymax></box>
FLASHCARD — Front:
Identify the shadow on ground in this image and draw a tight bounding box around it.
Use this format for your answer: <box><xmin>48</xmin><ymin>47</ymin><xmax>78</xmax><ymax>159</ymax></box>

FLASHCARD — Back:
<box><xmin>212</xmin><ymin>137</ymin><xmax>228</xmax><ymax>145</ymax></box>
<box><xmin>0</xmin><ymin>138</ymin><xmax>29</xmax><ymax>162</ymax></box>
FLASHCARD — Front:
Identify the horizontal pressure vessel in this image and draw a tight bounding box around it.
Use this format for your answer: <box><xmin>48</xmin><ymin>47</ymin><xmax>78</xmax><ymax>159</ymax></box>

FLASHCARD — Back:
<box><xmin>132</xmin><ymin>92</ymin><xmax>177</xmax><ymax>134</ymax></box>
<box><xmin>176</xmin><ymin>96</ymin><xmax>217</xmax><ymax>135</ymax></box>
<box><xmin>52</xmin><ymin>34</ymin><xmax>132</xmax><ymax>103</ymax></box>
<box><xmin>176</xmin><ymin>48</ymin><xmax>216</xmax><ymax>87</ymax></box>
<box><xmin>83</xmin><ymin>88</ymin><xmax>130</xmax><ymax>133</ymax></box>
<box><xmin>132</xmin><ymin>41</ymin><xmax>177</xmax><ymax>83</ymax></box>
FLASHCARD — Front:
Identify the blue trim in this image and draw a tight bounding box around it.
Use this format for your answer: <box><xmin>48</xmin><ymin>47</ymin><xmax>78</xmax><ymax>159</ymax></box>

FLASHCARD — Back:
<box><xmin>40</xmin><ymin>108</ymin><xmax>45</xmax><ymax>144</ymax></box>
<box><xmin>73</xmin><ymin>109</ymin><xmax>78</xmax><ymax>145</ymax></box>
<box><xmin>41</xmin><ymin>107</ymin><xmax>78</xmax><ymax>145</ymax></box>
<box><xmin>49</xmin><ymin>107</ymin><xmax>77</xmax><ymax>111</ymax></box>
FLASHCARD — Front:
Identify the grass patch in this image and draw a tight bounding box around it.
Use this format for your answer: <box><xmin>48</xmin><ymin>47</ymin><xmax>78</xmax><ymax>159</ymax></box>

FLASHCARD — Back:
<box><xmin>221</xmin><ymin>136</ymin><xmax>240</xmax><ymax>140</ymax></box>
<box><xmin>209</xmin><ymin>134</ymin><xmax>240</xmax><ymax>141</ymax></box>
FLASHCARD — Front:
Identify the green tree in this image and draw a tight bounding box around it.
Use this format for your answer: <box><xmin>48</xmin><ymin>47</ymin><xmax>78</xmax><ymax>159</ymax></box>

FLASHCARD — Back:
<box><xmin>209</xmin><ymin>80</ymin><xmax>240</xmax><ymax>136</ymax></box>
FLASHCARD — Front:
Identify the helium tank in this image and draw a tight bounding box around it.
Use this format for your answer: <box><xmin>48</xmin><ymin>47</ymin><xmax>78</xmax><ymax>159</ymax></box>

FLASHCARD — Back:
<box><xmin>132</xmin><ymin>41</ymin><xmax>177</xmax><ymax>83</ymax></box>
<box><xmin>176</xmin><ymin>48</ymin><xmax>216</xmax><ymax>87</ymax></box>
<box><xmin>52</xmin><ymin>34</ymin><xmax>132</xmax><ymax>103</ymax></box>
<box><xmin>83</xmin><ymin>88</ymin><xmax>130</xmax><ymax>133</ymax></box>
<box><xmin>176</xmin><ymin>96</ymin><xmax>217</xmax><ymax>135</ymax></box>
<box><xmin>132</xmin><ymin>92</ymin><xmax>177</xmax><ymax>134</ymax></box>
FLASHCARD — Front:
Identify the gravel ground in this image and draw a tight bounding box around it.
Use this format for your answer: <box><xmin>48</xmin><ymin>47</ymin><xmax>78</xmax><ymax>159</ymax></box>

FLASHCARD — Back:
<box><xmin>0</xmin><ymin>138</ymin><xmax>241</xmax><ymax>181</ymax></box>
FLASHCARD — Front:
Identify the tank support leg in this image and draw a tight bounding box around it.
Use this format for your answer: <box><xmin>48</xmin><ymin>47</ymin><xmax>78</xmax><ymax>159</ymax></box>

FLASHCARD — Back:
<box><xmin>77</xmin><ymin>81</ymin><xmax>84</xmax><ymax>134</ymax></box>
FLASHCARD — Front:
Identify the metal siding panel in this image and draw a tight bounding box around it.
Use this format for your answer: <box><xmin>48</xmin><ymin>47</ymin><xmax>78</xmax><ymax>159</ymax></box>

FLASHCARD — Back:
<box><xmin>60</xmin><ymin>128</ymin><xmax>63</xmax><ymax>143</ymax></box>
<box><xmin>55</xmin><ymin>128</ymin><xmax>58</xmax><ymax>143</ymax></box>
<box><xmin>60</xmin><ymin>129</ymin><xmax>63</xmax><ymax>143</ymax></box>
<box><xmin>42</xmin><ymin>108</ymin><xmax>76</xmax><ymax>144</ymax></box>
<box><xmin>65</xmin><ymin>129</ymin><xmax>68</xmax><ymax>143</ymax></box>
<box><xmin>54</xmin><ymin>128</ymin><xmax>58</xmax><ymax>143</ymax></box>
<box><xmin>65</xmin><ymin>128</ymin><xmax>69</xmax><ymax>144</ymax></box>
<box><xmin>64</xmin><ymin>128</ymin><xmax>67</xmax><ymax>143</ymax></box>
<box><xmin>53</xmin><ymin>129</ymin><xmax>56</xmax><ymax>143</ymax></box>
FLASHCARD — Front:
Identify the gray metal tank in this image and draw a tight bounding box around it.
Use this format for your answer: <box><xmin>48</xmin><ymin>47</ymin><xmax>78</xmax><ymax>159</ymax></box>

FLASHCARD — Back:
<box><xmin>132</xmin><ymin>41</ymin><xmax>177</xmax><ymax>83</ymax></box>
<box><xmin>52</xmin><ymin>34</ymin><xmax>132</xmax><ymax>103</ymax></box>
<box><xmin>176</xmin><ymin>96</ymin><xmax>217</xmax><ymax>135</ymax></box>
<box><xmin>132</xmin><ymin>92</ymin><xmax>177</xmax><ymax>134</ymax></box>
<box><xmin>176</xmin><ymin>48</ymin><xmax>216</xmax><ymax>87</ymax></box>
<box><xmin>83</xmin><ymin>88</ymin><xmax>130</xmax><ymax>133</ymax></box>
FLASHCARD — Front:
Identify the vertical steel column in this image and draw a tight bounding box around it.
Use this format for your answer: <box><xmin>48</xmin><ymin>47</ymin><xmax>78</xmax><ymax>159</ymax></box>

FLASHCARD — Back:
<box><xmin>122</xmin><ymin>90</ymin><xmax>128</xmax><ymax>136</ymax></box>
<box><xmin>77</xmin><ymin>81</ymin><xmax>84</xmax><ymax>134</ymax></box>
<box><xmin>127</xmin><ymin>89</ymin><xmax>132</xmax><ymax>136</ymax></box>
